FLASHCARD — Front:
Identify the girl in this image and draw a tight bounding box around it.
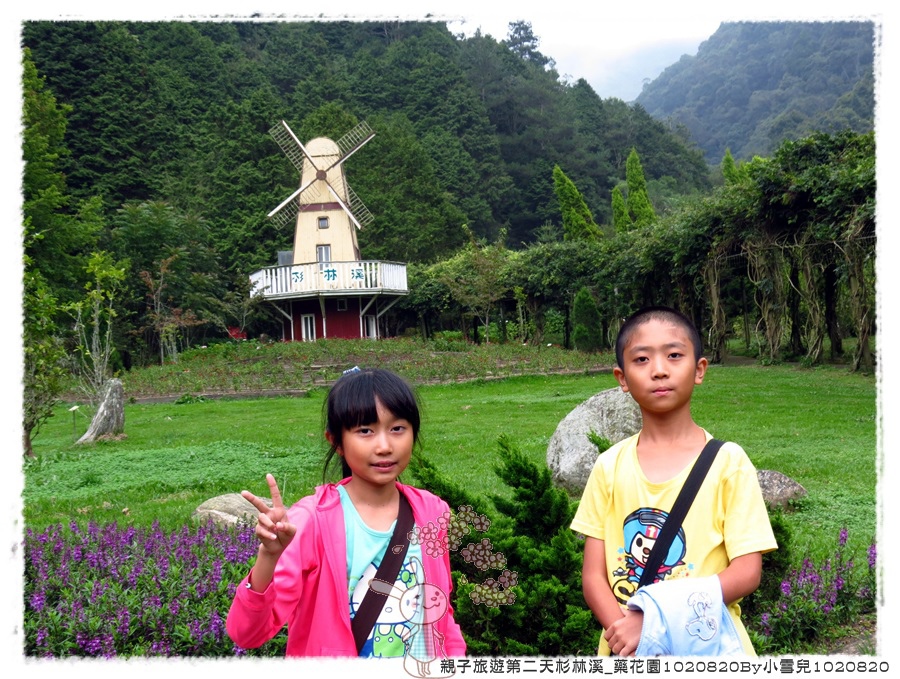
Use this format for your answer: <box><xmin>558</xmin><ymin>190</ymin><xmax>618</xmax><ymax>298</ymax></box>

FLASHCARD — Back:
<box><xmin>226</xmin><ymin>368</ymin><xmax>466</xmax><ymax>658</ymax></box>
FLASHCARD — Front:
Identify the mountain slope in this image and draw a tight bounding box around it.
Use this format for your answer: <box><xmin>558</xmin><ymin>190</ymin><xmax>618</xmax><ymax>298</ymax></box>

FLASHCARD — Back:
<box><xmin>635</xmin><ymin>21</ymin><xmax>875</xmax><ymax>163</ymax></box>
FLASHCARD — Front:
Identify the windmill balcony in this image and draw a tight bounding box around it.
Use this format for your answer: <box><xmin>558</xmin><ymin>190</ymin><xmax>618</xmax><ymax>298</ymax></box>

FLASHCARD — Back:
<box><xmin>249</xmin><ymin>260</ymin><xmax>408</xmax><ymax>299</ymax></box>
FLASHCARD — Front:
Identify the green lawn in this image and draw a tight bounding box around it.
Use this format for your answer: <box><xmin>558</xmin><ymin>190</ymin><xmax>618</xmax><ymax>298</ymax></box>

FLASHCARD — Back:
<box><xmin>24</xmin><ymin>363</ymin><xmax>878</xmax><ymax>564</ymax></box>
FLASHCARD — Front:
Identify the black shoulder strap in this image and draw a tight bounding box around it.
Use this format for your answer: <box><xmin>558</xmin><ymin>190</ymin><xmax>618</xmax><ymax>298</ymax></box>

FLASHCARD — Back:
<box><xmin>638</xmin><ymin>438</ymin><xmax>724</xmax><ymax>589</ymax></box>
<box><xmin>351</xmin><ymin>491</ymin><xmax>414</xmax><ymax>655</ymax></box>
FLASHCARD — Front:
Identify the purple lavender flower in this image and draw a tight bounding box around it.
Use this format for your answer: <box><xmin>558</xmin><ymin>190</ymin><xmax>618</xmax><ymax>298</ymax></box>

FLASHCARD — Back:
<box><xmin>117</xmin><ymin>609</ymin><xmax>131</xmax><ymax>637</ymax></box>
<box><xmin>29</xmin><ymin>590</ymin><xmax>45</xmax><ymax>612</ymax></box>
<box><xmin>89</xmin><ymin>580</ymin><xmax>107</xmax><ymax>604</ymax></box>
<box><xmin>150</xmin><ymin>638</ymin><xmax>171</xmax><ymax>656</ymax></box>
<box><xmin>209</xmin><ymin>609</ymin><xmax>225</xmax><ymax>642</ymax></box>
<box><xmin>24</xmin><ymin>518</ymin><xmax>272</xmax><ymax>657</ymax></box>
<box><xmin>839</xmin><ymin>528</ymin><xmax>849</xmax><ymax>547</ymax></box>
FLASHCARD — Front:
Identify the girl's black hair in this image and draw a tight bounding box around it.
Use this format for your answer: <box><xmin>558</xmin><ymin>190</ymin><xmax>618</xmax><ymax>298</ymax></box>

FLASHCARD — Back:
<box><xmin>322</xmin><ymin>368</ymin><xmax>422</xmax><ymax>480</ymax></box>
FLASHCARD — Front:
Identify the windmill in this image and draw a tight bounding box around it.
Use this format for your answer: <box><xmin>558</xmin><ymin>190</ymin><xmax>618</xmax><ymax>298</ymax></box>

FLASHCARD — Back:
<box><xmin>248</xmin><ymin>118</ymin><xmax>407</xmax><ymax>343</ymax></box>
<box><xmin>267</xmin><ymin>119</ymin><xmax>376</xmax><ymax>231</ymax></box>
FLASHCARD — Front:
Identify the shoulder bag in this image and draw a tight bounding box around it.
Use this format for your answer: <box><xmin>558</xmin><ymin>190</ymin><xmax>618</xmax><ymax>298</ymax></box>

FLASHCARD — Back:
<box><xmin>350</xmin><ymin>490</ymin><xmax>415</xmax><ymax>654</ymax></box>
<box><xmin>638</xmin><ymin>438</ymin><xmax>724</xmax><ymax>589</ymax></box>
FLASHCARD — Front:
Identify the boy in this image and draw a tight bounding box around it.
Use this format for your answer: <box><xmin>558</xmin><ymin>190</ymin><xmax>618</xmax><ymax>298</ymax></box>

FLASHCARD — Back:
<box><xmin>571</xmin><ymin>306</ymin><xmax>776</xmax><ymax>656</ymax></box>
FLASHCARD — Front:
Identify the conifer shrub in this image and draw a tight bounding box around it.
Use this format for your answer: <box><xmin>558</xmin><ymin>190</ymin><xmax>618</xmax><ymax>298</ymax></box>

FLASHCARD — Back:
<box><xmin>413</xmin><ymin>435</ymin><xmax>600</xmax><ymax>655</ymax></box>
<box><xmin>572</xmin><ymin>287</ymin><xmax>603</xmax><ymax>353</ymax></box>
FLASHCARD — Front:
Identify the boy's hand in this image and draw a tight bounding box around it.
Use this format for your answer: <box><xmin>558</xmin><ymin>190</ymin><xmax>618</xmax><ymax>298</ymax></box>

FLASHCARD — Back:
<box><xmin>242</xmin><ymin>473</ymin><xmax>297</xmax><ymax>556</ymax></box>
<box><xmin>603</xmin><ymin>608</ymin><xmax>644</xmax><ymax>657</ymax></box>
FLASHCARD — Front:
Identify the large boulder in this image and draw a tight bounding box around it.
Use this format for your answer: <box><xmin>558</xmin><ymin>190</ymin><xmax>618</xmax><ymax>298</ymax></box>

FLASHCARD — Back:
<box><xmin>547</xmin><ymin>387</ymin><xmax>642</xmax><ymax>493</ymax></box>
<box><xmin>192</xmin><ymin>493</ymin><xmax>272</xmax><ymax>528</ymax></box>
<box><xmin>756</xmin><ymin>469</ymin><xmax>808</xmax><ymax>509</ymax></box>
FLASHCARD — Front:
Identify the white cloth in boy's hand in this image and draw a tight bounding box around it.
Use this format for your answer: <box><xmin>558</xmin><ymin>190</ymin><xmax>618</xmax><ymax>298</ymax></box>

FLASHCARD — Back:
<box><xmin>626</xmin><ymin>575</ymin><xmax>745</xmax><ymax>656</ymax></box>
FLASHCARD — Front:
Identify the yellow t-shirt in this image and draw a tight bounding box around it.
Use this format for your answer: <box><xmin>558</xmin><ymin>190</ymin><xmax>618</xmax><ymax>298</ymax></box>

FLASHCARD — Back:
<box><xmin>570</xmin><ymin>431</ymin><xmax>778</xmax><ymax>655</ymax></box>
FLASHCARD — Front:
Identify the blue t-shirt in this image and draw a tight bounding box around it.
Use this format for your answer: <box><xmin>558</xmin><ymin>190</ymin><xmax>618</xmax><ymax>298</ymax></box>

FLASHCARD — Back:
<box><xmin>339</xmin><ymin>486</ymin><xmax>424</xmax><ymax>658</ymax></box>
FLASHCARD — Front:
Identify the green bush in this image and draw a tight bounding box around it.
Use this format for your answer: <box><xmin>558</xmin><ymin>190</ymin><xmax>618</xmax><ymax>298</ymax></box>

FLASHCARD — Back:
<box><xmin>413</xmin><ymin>435</ymin><xmax>601</xmax><ymax>655</ymax></box>
<box><xmin>430</xmin><ymin>331</ymin><xmax>471</xmax><ymax>352</ymax></box>
<box><xmin>586</xmin><ymin>430</ymin><xmax>612</xmax><ymax>455</ymax></box>
<box><xmin>744</xmin><ymin>523</ymin><xmax>877</xmax><ymax>654</ymax></box>
<box><xmin>572</xmin><ymin>287</ymin><xmax>602</xmax><ymax>353</ymax></box>
<box><xmin>743</xmin><ymin>507</ymin><xmax>793</xmax><ymax>617</ymax></box>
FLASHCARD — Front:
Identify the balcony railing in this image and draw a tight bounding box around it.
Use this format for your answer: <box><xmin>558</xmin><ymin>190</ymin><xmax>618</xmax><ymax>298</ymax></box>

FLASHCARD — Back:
<box><xmin>249</xmin><ymin>260</ymin><xmax>408</xmax><ymax>299</ymax></box>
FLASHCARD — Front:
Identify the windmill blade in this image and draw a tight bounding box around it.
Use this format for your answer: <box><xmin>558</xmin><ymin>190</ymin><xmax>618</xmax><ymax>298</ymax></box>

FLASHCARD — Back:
<box><xmin>346</xmin><ymin>183</ymin><xmax>375</xmax><ymax>228</ymax></box>
<box><xmin>323</xmin><ymin>182</ymin><xmax>368</xmax><ymax>231</ymax></box>
<box><xmin>268</xmin><ymin>177</ymin><xmax>317</xmax><ymax>218</ymax></box>
<box><xmin>267</xmin><ymin>180</ymin><xmax>321</xmax><ymax>228</ymax></box>
<box><xmin>325</xmin><ymin>121</ymin><xmax>375</xmax><ymax>172</ymax></box>
<box><xmin>269</xmin><ymin>120</ymin><xmax>316</xmax><ymax>174</ymax></box>
<box><xmin>269</xmin><ymin>199</ymin><xmax>302</xmax><ymax>230</ymax></box>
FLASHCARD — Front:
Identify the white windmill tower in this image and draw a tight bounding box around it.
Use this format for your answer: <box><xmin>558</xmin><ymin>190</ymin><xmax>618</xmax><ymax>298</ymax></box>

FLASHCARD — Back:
<box><xmin>267</xmin><ymin>119</ymin><xmax>375</xmax><ymax>263</ymax></box>
<box><xmin>249</xmin><ymin>120</ymin><xmax>408</xmax><ymax>342</ymax></box>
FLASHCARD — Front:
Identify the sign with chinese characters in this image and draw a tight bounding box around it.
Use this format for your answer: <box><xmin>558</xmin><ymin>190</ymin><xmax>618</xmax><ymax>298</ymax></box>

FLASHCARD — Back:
<box><xmin>290</xmin><ymin>267</ymin><xmax>304</xmax><ymax>291</ymax></box>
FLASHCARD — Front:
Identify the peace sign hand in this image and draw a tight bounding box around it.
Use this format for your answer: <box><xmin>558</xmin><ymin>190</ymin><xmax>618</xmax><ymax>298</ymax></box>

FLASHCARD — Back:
<box><xmin>242</xmin><ymin>473</ymin><xmax>297</xmax><ymax>557</ymax></box>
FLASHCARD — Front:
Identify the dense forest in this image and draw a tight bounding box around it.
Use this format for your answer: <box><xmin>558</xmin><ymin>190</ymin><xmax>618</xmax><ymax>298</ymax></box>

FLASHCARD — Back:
<box><xmin>636</xmin><ymin>21</ymin><xmax>875</xmax><ymax>163</ymax></box>
<box><xmin>21</xmin><ymin>21</ymin><xmax>711</xmax><ymax>262</ymax></box>
<box><xmin>21</xmin><ymin>19</ymin><xmax>876</xmax><ymax>453</ymax></box>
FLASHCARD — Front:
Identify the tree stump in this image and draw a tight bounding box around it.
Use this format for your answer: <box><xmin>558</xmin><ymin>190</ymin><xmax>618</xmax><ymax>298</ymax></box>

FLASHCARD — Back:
<box><xmin>77</xmin><ymin>378</ymin><xmax>126</xmax><ymax>444</ymax></box>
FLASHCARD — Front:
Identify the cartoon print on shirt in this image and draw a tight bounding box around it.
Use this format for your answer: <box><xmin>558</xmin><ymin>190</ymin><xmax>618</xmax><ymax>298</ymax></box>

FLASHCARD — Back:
<box><xmin>350</xmin><ymin>557</ymin><xmax>420</xmax><ymax>657</ymax></box>
<box><xmin>368</xmin><ymin>556</ymin><xmax>455</xmax><ymax>678</ymax></box>
<box><xmin>611</xmin><ymin>508</ymin><xmax>687</xmax><ymax>605</ymax></box>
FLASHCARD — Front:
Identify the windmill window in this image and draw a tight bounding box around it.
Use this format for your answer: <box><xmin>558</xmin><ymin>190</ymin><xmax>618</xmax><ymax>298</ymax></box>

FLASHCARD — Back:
<box><xmin>317</xmin><ymin>245</ymin><xmax>332</xmax><ymax>273</ymax></box>
<box><xmin>317</xmin><ymin>216</ymin><xmax>329</xmax><ymax>229</ymax></box>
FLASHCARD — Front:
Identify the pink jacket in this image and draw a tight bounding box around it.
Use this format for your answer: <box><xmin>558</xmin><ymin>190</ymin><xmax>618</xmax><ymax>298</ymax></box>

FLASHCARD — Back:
<box><xmin>226</xmin><ymin>480</ymin><xmax>467</xmax><ymax>657</ymax></box>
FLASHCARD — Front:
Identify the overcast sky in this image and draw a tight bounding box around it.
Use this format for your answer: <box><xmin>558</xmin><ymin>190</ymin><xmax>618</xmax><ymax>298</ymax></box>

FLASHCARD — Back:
<box><xmin>448</xmin><ymin>0</ymin><xmax>893</xmax><ymax>101</ymax></box>
<box><xmin>447</xmin><ymin>11</ymin><xmax>720</xmax><ymax>102</ymax></box>
<box><xmin>9</xmin><ymin>1</ymin><xmax>894</xmax><ymax>101</ymax></box>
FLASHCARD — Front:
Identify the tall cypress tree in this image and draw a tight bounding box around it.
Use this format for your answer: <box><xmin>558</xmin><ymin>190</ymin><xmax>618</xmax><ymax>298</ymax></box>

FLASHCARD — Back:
<box><xmin>625</xmin><ymin>147</ymin><xmax>656</xmax><ymax>229</ymax></box>
<box><xmin>552</xmin><ymin>164</ymin><xmax>601</xmax><ymax>242</ymax></box>
<box><xmin>572</xmin><ymin>286</ymin><xmax>603</xmax><ymax>352</ymax></box>
<box><xmin>611</xmin><ymin>185</ymin><xmax>631</xmax><ymax>233</ymax></box>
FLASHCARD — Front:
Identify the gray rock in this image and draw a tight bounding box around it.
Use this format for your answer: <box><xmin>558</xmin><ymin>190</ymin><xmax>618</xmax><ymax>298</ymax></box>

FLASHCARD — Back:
<box><xmin>192</xmin><ymin>493</ymin><xmax>273</xmax><ymax>527</ymax></box>
<box><xmin>756</xmin><ymin>469</ymin><xmax>808</xmax><ymax>509</ymax></box>
<box><xmin>547</xmin><ymin>387</ymin><xmax>643</xmax><ymax>493</ymax></box>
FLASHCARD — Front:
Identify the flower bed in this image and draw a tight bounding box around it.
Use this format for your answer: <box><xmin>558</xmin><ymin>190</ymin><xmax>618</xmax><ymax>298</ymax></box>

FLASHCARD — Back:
<box><xmin>24</xmin><ymin>520</ymin><xmax>285</xmax><ymax>657</ymax></box>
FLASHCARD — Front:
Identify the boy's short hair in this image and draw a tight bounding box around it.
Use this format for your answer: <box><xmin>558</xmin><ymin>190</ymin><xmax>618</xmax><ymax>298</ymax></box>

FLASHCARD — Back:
<box><xmin>615</xmin><ymin>306</ymin><xmax>703</xmax><ymax>369</ymax></box>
